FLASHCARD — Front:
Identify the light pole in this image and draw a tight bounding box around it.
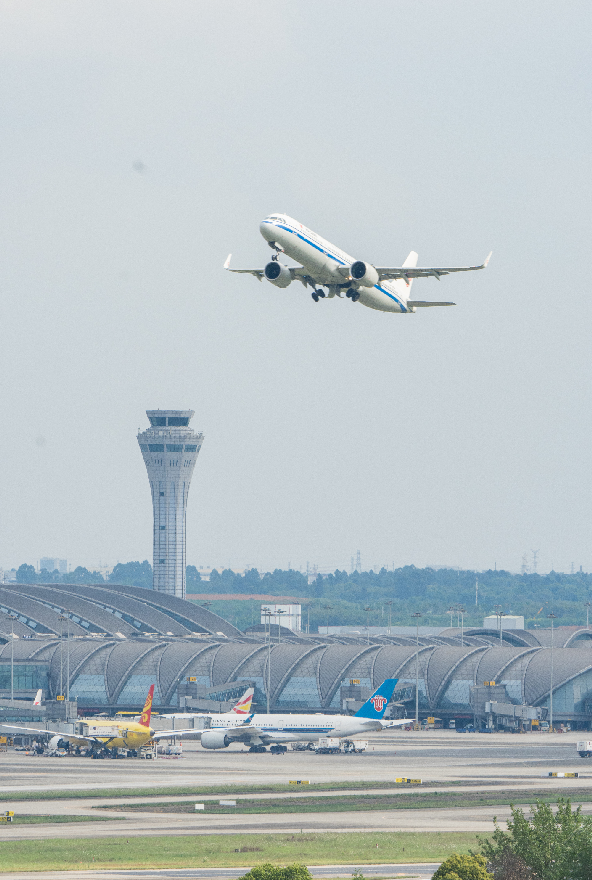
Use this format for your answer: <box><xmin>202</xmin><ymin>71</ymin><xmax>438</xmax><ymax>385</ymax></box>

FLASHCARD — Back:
<box><xmin>59</xmin><ymin>615</ymin><xmax>70</xmax><ymax>703</ymax></box>
<box><xmin>586</xmin><ymin>602</ymin><xmax>591</xmax><ymax>630</ymax></box>
<box><xmin>458</xmin><ymin>606</ymin><xmax>465</xmax><ymax>648</ymax></box>
<box><xmin>548</xmin><ymin>612</ymin><xmax>556</xmax><ymax>732</ymax></box>
<box><xmin>262</xmin><ymin>609</ymin><xmax>272</xmax><ymax>714</ymax></box>
<box><xmin>412</xmin><ymin>612</ymin><xmax>422</xmax><ymax>727</ymax></box>
<box><xmin>323</xmin><ymin>604</ymin><xmax>332</xmax><ymax>635</ymax></box>
<box><xmin>447</xmin><ymin>606</ymin><xmax>455</xmax><ymax>629</ymax></box>
<box><xmin>276</xmin><ymin>609</ymin><xmax>286</xmax><ymax>644</ymax></box>
<box><xmin>364</xmin><ymin>606</ymin><xmax>372</xmax><ymax>645</ymax></box>
<box><xmin>494</xmin><ymin>606</ymin><xmax>504</xmax><ymax>645</ymax></box>
<box><xmin>386</xmin><ymin>600</ymin><xmax>393</xmax><ymax>635</ymax></box>
<box><xmin>9</xmin><ymin>615</ymin><xmax>15</xmax><ymax>703</ymax></box>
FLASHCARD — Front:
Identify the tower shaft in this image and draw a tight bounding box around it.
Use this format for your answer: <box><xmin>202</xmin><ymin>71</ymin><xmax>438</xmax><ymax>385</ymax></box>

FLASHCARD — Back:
<box><xmin>138</xmin><ymin>410</ymin><xmax>203</xmax><ymax>598</ymax></box>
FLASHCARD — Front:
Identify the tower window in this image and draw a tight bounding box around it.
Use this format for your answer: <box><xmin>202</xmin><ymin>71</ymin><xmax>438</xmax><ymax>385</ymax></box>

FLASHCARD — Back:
<box><xmin>166</xmin><ymin>444</ymin><xmax>183</xmax><ymax>452</ymax></box>
<box><xmin>159</xmin><ymin>559</ymin><xmax>165</xmax><ymax>563</ymax></box>
<box><xmin>149</xmin><ymin>444</ymin><xmax>164</xmax><ymax>452</ymax></box>
<box><xmin>185</xmin><ymin>445</ymin><xmax>197</xmax><ymax>452</ymax></box>
<box><xmin>167</xmin><ymin>417</ymin><xmax>189</xmax><ymax>427</ymax></box>
<box><xmin>149</xmin><ymin>417</ymin><xmax>167</xmax><ymax>427</ymax></box>
<box><xmin>160</xmin><ymin>525</ymin><xmax>165</xmax><ymax>530</ymax></box>
<box><xmin>159</xmin><ymin>491</ymin><xmax>165</xmax><ymax>496</ymax></box>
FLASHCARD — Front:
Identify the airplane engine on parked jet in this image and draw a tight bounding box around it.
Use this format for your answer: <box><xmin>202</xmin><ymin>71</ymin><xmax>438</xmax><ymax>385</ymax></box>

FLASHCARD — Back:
<box><xmin>350</xmin><ymin>261</ymin><xmax>379</xmax><ymax>287</ymax></box>
<box><xmin>264</xmin><ymin>261</ymin><xmax>292</xmax><ymax>288</ymax></box>
<box><xmin>200</xmin><ymin>730</ymin><xmax>232</xmax><ymax>750</ymax></box>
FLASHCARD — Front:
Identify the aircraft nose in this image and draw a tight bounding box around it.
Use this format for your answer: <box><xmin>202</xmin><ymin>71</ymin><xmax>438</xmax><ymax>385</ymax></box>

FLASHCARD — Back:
<box><xmin>260</xmin><ymin>219</ymin><xmax>275</xmax><ymax>242</ymax></box>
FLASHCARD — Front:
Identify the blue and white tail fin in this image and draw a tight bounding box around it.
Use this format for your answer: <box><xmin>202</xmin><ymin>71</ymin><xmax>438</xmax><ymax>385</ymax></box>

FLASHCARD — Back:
<box><xmin>354</xmin><ymin>679</ymin><xmax>398</xmax><ymax>719</ymax></box>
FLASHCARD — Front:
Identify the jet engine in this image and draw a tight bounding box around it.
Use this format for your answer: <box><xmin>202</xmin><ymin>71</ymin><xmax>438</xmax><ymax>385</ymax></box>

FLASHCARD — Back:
<box><xmin>200</xmin><ymin>730</ymin><xmax>232</xmax><ymax>750</ymax></box>
<box><xmin>264</xmin><ymin>261</ymin><xmax>292</xmax><ymax>288</ymax></box>
<box><xmin>350</xmin><ymin>261</ymin><xmax>379</xmax><ymax>287</ymax></box>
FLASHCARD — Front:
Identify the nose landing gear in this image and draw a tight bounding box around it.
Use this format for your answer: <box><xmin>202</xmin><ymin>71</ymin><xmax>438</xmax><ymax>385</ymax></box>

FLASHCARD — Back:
<box><xmin>345</xmin><ymin>288</ymin><xmax>360</xmax><ymax>302</ymax></box>
<box><xmin>312</xmin><ymin>289</ymin><xmax>325</xmax><ymax>302</ymax></box>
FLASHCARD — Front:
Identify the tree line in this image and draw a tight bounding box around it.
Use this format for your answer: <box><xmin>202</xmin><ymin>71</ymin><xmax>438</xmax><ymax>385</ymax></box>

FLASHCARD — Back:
<box><xmin>11</xmin><ymin>562</ymin><xmax>592</xmax><ymax>630</ymax></box>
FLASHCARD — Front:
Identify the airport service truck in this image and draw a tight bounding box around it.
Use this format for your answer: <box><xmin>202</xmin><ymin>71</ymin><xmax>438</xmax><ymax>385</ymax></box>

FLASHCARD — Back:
<box><xmin>315</xmin><ymin>738</ymin><xmax>368</xmax><ymax>755</ymax></box>
<box><xmin>577</xmin><ymin>741</ymin><xmax>592</xmax><ymax>757</ymax></box>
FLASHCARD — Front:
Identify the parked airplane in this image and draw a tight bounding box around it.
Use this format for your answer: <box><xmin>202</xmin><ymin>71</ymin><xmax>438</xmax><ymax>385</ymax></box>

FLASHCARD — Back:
<box><xmin>2</xmin><ymin>685</ymin><xmax>198</xmax><ymax>758</ymax></box>
<box><xmin>162</xmin><ymin>686</ymin><xmax>254</xmax><ymax>721</ymax></box>
<box><xmin>196</xmin><ymin>678</ymin><xmax>407</xmax><ymax>753</ymax></box>
<box><xmin>225</xmin><ymin>214</ymin><xmax>491</xmax><ymax>313</ymax></box>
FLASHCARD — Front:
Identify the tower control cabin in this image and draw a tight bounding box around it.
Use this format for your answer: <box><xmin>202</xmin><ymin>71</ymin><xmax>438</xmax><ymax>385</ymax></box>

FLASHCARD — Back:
<box><xmin>138</xmin><ymin>410</ymin><xmax>203</xmax><ymax>598</ymax></box>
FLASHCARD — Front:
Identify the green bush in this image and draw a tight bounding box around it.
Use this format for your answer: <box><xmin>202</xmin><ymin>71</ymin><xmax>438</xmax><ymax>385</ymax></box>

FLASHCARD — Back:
<box><xmin>480</xmin><ymin>799</ymin><xmax>592</xmax><ymax>880</ymax></box>
<box><xmin>432</xmin><ymin>853</ymin><xmax>492</xmax><ymax>880</ymax></box>
<box><xmin>238</xmin><ymin>864</ymin><xmax>313</xmax><ymax>880</ymax></box>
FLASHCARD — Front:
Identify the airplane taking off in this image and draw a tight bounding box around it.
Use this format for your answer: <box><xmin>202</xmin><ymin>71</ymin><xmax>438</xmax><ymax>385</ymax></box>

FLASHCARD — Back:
<box><xmin>225</xmin><ymin>214</ymin><xmax>491</xmax><ymax>313</ymax></box>
<box><xmin>161</xmin><ymin>686</ymin><xmax>255</xmax><ymax>721</ymax></box>
<box><xmin>196</xmin><ymin>678</ymin><xmax>407</xmax><ymax>753</ymax></box>
<box><xmin>2</xmin><ymin>685</ymin><xmax>199</xmax><ymax>758</ymax></box>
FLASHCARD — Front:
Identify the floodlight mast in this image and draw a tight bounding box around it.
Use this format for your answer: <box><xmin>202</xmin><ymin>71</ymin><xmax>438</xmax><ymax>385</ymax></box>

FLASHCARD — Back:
<box><xmin>412</xmin><ymin>612</ymin><xmax>422</xmax><ymax>726</ymax></box>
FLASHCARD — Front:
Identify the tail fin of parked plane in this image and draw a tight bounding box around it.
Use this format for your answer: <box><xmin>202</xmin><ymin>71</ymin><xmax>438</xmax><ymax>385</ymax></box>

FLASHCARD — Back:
<box><xmin>33</xmin><ymin>689</ymin><xmax>43</xmax><ymax>706</ymax></box>
<box><xmin>232</xmin><ymin>687</ymin><xmax>255</xmax><ymax>715</ymax></box>
<box><xmin>354</xmin><ymin>679</ymin><xmax>398</xmax><ymax>719</ymax></box>
<box><xmin>139</xmin><ymin>684</ymin><xmax>155</xmax><ymax>728</ymax></box>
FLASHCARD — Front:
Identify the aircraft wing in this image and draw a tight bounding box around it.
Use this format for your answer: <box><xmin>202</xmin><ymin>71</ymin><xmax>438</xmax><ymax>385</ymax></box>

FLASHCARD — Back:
<box><xmin>152</xmin><ymin>728</ymin><xmax>204</xmax><ymax>740</ymax></box>
<box><xmin>224</xmin><ymin>255</ymin><xmax>313</xmax><ymax>287</ymax></box>
<box><xmin>381</xmin><ymin>719</ymin><xmax>412</xmax><ymax>728</ymax></box>
<box><xmin>374</xmin><ymin>252</ymin><xmax>492</xmax><ymax>282</ymax></box>
<box><xmin>0</xmin><ymin>724</ymin><xmax>96</xmax><ymax>744</ymax></box>
<box><xmin>224</xmin><ymin>254</ymin><xmax>264</xmax><ymax>281</ymax></box>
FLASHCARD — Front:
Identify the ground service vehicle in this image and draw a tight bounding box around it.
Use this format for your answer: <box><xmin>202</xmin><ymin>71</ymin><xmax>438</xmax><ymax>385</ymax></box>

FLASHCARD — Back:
<box><xmin>577</xmin><ymin>741</ymin><xmax>592</xmax><ymax>757</ymax></box>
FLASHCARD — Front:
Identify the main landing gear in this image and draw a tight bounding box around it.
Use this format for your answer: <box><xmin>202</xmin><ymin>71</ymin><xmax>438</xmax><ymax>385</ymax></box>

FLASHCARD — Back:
<box><xmin>248</xmin><ymin>744</ymin><xmax>267</xmax><ymax>753</ymax></box>
<box><xmin>270</xmin><ymin>745</ymin><xmax>288</xmax><ymax>755</ymax></box>
<box><xmin>345</xmin><ymin>288</ymin><xmax>360</xmax><ymax>302</ymax></box>
<box><xmin>311</xmin><ymin>289</ymin><xmax>325</xmax><ymax>302</ymax></box>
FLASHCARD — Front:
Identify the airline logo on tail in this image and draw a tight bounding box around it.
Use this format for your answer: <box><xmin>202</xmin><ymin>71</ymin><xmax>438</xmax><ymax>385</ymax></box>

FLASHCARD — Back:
<box><xmin>139</xmin><ymin>684</ymin><xmax>155</xmax><ymax>728</ymax></box>
<box><xmin>355</xmin><ymin>679</ymin><xmax>398</xmax><ymax>719</ymax></box>
<box><xmin>232</xmin><ymin>687</ymin><xmax>254</xmax><ymax>715</ymax></box>
<box><xmin>370</xmin><ymin>695</ymin><xmax>387</xmax><ymax>712</ymax></box>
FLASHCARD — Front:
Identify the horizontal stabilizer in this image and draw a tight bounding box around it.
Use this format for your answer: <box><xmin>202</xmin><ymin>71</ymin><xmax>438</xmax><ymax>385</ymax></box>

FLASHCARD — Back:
<box><xmin>407</xmin><ymin>301</ymin><xmax>456</xmax><ymax>308</ymax></box>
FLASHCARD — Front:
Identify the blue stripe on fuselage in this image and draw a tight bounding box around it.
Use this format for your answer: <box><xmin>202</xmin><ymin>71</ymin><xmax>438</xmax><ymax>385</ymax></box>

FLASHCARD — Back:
<box><xmin>263</xmin><ymin>221</ymin><xmax>406</xmax><ymax>312</ymax></box>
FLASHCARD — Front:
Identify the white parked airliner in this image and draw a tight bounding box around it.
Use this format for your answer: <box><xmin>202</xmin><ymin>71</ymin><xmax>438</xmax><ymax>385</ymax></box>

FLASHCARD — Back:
<box><xmin>225</xmin><ymin>214</ymin><xmax>491</xmax><ymax>313</ymax></box>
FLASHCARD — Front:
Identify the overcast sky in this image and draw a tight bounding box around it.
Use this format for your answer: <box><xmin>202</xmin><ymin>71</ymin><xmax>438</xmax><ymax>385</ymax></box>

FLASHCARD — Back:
<box><xmin>1</xmin><ymin>2</ymin><xmax>591</xmax><ymax>575</ymax></box>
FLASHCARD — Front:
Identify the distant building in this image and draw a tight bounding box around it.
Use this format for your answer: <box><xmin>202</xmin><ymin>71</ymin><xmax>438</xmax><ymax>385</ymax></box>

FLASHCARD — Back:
<box><xmin>261</xmin><ymin>603</ymin><xmax>301</xmax><ymax>632</ymax></box>
<box><xmin>138</xmin><ymin>410</ymin><xmax>204</xmax><ymax>599</ymax></box>
<box><xmin>483</xmin><ymin>615</ymin><xmax>525</xmax><ymax>630</ymax></box>
<box><xmin>39</xmin><ymin>558</ymin><xmax>67</xmax><ymax>575</ymax></box>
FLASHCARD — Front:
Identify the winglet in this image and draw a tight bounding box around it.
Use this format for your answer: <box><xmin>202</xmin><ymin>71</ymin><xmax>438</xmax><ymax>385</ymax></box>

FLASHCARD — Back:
<box><xmin>483</xmin><ymin>251</ymin><xmax>493</xmax><ymax>268</ymax></box>
<box><xmin>224</xmin><ymin>253</ymin><xmax>232</xmax><ymax>270</ymax></box>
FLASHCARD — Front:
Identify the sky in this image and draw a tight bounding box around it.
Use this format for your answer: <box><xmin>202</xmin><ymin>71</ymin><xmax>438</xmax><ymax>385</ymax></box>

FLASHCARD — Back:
<box><xmin>0</xmin><ymin>1</ymin><xmax>591</xmax><ymax>576</ymax></box>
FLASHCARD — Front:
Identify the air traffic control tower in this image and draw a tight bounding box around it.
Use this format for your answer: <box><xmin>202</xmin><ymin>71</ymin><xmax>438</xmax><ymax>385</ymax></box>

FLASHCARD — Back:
<box><xmin>138</xmin><ymin>410</ymin><xmax>204</xmax><ymax>598</ymax></box>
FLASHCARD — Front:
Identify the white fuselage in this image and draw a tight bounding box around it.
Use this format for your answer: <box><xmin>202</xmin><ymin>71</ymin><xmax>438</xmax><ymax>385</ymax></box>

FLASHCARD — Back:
<box><xmin>211</xmin><ymin>712</ymin><xmax>381</xmax><ymax>743</ymax></box>
<box><xmin>260</xmin><ymin>214</ymin><xmax>411</xmax><ymax>313</ymax></box>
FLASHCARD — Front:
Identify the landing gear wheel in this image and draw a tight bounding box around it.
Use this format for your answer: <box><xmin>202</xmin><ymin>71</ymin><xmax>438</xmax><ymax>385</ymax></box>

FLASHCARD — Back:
<box><xmin>351</xmin><ymin>291</ymin><xmax>360</xmax><ymax>302</ymax></box>
<box><xmin>345</xmin><ymin>288</ymin><xmax>353</xmax><ymax>299</ymax></box>
<box><xmin>248</xmin><ymin>745</ymin><xmax>267</xmax><ymax>753</ymax></box>
<box><xmin>317</xmin><ymin>289</ymin><xmax>325</xmax><ymax>298</ymax></box>
<box><xmin>270</xmin><ymin>745</ymin><xmax>287</xmax><ymax>755</ymax></box>
<box><xmin>312</xmin><ymin>292</ymin><xmax>319</xmax><ymax>302</ymax></box>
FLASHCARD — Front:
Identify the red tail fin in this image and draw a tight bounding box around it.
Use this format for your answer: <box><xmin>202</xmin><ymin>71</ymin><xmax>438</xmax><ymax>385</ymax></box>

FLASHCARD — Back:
<box><xmin>139</xmin><ymin>684</ymin><xmax>155</xmax><ymax>728</ymax></box>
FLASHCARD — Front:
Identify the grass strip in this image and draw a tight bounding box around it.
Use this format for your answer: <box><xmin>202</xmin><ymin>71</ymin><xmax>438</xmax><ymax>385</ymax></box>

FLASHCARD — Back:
<box><xmin>7</xmin><ymin>814</ymin><xmax>125</xmax><ymax>824</ymax></box>
<box><xmin>0</xmin><ymin>780</ymin><xmax>463</xmax><ymax>802</ymax></box>
<box><xmin>97</xmin><ymin>788</ymin><xmax>592</xmax><ymax>815</ymax></box>
<box><xmin>0</xmin><ymin>831</ymin><xmax>478</xmax><ymax>872</ymax></box>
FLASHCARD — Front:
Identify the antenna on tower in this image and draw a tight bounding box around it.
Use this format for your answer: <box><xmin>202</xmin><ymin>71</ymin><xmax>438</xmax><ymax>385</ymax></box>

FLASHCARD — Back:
<box><xmin>475</xmin><ymin>577</ymin><xmax>479</xmax><ymax>606</ymax></box>
<box><xmin>356</xmin><ymin>550</ymin><xmax>361</xmax><ymax>573</ymax></box>
<box><xmin>531</xmin><ymin>550</ymin><xmax>539</xmax><ymax>573</ymax></box>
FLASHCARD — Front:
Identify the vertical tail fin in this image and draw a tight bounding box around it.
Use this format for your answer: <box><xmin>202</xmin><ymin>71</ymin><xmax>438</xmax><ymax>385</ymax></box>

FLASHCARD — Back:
<box><xmin>354</xmin><ymin>679</ymin><xmax>398</xmax><ymax>719</ymax></box>
<box><xmin>232</xmin><ymin>687</ymin><xmax>255</xmax><ymax>715</ymax></box>
<box><xmin>139</xmin><ymin>684</ymin><xmax>155</xmax><ymax>728</ymax></box>
<box><xmin>33</xmin><ymin>689</ymin><xmax>43</xmax><ymax>706</ymax></box>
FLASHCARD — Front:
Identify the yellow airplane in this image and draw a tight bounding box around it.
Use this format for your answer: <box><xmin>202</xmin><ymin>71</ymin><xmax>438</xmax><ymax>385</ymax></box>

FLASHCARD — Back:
<box><xmin>2</xmin><ymin>685</ymin><xmax>199</xmax><ymax>757</ymax></box>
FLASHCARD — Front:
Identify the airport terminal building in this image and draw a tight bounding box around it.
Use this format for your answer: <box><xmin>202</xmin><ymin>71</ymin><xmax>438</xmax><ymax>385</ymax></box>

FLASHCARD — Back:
<box><xmin>2</xmin><ymin>582</ymin><xmax>592</xmax><ymax>727</ymax></box>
